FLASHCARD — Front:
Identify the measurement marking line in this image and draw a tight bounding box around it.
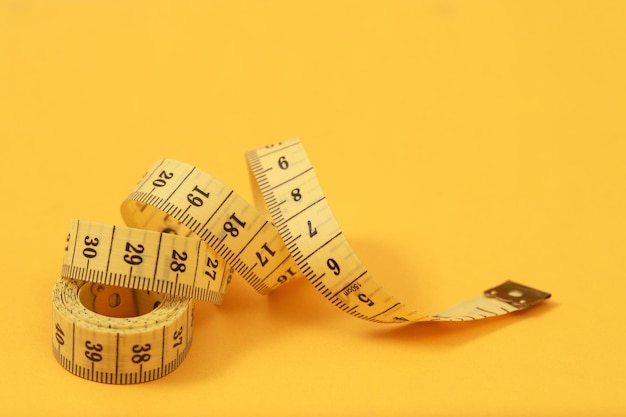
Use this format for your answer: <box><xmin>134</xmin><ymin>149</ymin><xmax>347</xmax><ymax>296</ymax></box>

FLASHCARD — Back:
<box><xmin>265</xmin><ymin>167</ymin><xmax>313</xmax><ymax>193</ymax></box>
<box><xmin>192</xmin><ymin>240</ymin><xmax>201</xmax><ymax>288</ymax></box>
<box><xmin>115</xmin><ymin>333</ymin><xmax>120</xmax><ymax>384</ymax></box>
<box><xmin>150</xmin><ymin>232</ymin><xmax>163</xmax><ymax>290</ymax></box>
<box><xmin>298</xmin><ymin>231</ymin><xmax>343</xmax><ymax>265</ymax></box>
<box><xmin>102</xmin><ymin>225</ymin><xmax>116</xmax><ymax>278</ymax></box>
<box><xmin>476</xmin><ymin>306</ymin><xmax>497</xmax><ymax>316</ymax></box>
<box><xmin>164</xmin><ymin>166</ymin><xmax>196</xmax><ymax>202</ymax></box>
<box><xmin>71</xmin><ymin>322</ymin><xmax>75</xmax><ymax>369</ymax></box>
<box><xmin>70</xmin><ymin>220</ymin><xmax>80</xmax><ymax>267</ymax></box>
<box><xmin>279</xmin><ymin>196</ymin><xmax>326</xmax><ymax>226</ymax></box>
<box><xmin>370</xmin><ymin>303</ymin><xmax>403</xmax><ymax>320</ymax></box>
<box><xmin>199</xmin><ymin>190</ymin><xmax>233</xmax><ymax>236</ymax></box>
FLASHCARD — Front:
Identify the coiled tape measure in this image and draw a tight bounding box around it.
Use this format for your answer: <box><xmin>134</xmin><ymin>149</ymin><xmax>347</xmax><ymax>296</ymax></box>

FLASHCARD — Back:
<box><xmin>52</xmin><ymin>138</ymin><xmax>551</xmax><ymax>383</ymax></box>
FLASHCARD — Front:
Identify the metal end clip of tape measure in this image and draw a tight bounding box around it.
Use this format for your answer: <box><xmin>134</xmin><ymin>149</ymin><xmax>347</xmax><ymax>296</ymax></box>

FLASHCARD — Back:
<box><xmin>53</xmin><ymin>138</ymin><xmax>551</xmax><ymax>384</ymax></box>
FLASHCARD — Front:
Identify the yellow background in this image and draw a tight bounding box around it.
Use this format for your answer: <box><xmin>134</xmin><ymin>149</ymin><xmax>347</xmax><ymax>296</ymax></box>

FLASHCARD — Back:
<box><xmin>1</xmin><ymin>1</ymin><xmax>624</xmax><ymax>416</ymax></box>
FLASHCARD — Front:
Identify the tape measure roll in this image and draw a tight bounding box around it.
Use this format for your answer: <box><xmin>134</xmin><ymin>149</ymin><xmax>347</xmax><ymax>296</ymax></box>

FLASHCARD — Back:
<box><xmin>52</xmin><ymin>278</ymin><xmax>193</xmax><ymax>384</ymax></box>
<box><xmin>54</xmin><ymin>138</ymin><xmax>551</xmax><ymax>383</ymax></box>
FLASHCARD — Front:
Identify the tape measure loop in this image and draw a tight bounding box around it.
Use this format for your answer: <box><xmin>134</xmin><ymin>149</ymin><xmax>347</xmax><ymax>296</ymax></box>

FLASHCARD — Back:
<box><xmin>52</xmin><ymin>278</ymin><xmax>194</xmax><ymax>384</ymax></box>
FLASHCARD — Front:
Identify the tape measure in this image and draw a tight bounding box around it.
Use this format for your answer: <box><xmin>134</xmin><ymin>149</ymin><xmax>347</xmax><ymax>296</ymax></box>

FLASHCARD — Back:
<box><xmin>53</xmin><ymin>138</ymin><xmax>551</xmax><ymax>383</ymax></box>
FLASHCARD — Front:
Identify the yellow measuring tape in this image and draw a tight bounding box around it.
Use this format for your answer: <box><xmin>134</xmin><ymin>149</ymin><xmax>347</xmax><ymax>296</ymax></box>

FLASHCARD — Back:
<box><xmin>53</xmin><ymin>138</ymin><xmax>551</xmax><ymax>383</ymax></box>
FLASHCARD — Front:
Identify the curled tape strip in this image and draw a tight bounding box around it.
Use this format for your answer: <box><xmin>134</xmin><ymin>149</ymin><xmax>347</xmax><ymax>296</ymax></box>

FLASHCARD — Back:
<box><xmin>53</xmin><ymin>138</ymin><xmax>551</xmax><ymax>383</ymax></box>
<box><xmin>62</xmin><ymin>219</ymin><xmax>231</xmax><ymax>303</ymax></box>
